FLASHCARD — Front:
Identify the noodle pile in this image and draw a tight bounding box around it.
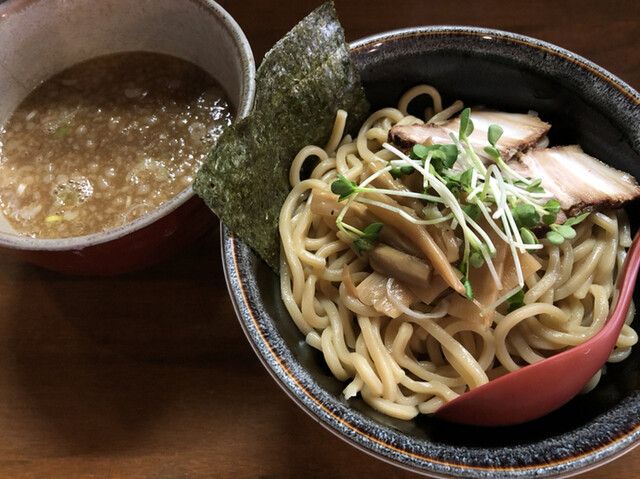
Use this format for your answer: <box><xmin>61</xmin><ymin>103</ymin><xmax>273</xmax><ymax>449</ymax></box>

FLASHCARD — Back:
<box><xmin>278</xmin><ymin>87</ymin><xmax>637</xmax><ymax>420</ymax></box>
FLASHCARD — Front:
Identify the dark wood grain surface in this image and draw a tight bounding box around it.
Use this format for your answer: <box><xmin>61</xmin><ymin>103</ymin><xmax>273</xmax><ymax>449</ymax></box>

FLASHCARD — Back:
<box><xmin>0</xmin><ymin>0</ymin><xmax>638</xmax><ymax>477</ymax></box>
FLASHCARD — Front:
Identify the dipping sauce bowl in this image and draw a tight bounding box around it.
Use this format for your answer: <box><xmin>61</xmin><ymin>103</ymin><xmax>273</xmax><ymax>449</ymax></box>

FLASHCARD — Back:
<box><xmin>0</xmin><ymin>0</ymin><xmax>255</xmax><ymax>275</ymax></box>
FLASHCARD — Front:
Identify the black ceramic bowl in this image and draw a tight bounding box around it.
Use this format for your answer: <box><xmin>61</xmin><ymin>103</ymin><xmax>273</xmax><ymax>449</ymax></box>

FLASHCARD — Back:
<box><xmin>222</xmin><ymin>26</ymin><xmax>640</xmax><ymax>478</ymax></box>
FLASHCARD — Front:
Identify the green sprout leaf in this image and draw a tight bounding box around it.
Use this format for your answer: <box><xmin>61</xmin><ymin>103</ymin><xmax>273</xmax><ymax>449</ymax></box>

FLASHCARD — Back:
<box><xmin>462</xmin><ymin>203</ymin><xmax>481</xmax><ymax>222</ymax></box>
<box><xmin>352</xmin><ymin>222</ymin><xmax>383</xmax><ymax>255</ymax></box>
<box><xmin>520</xmin><ymin>227</ymin><xmax>539</xmax><ymax>245</ymax></box>
<box><xmin>546</xmin><ymin>212</ymin><xmax>589</xmax><ymax>245</ymax></box>
<box><xmin>555</xmin><ymin>224</ymin><xmax>577</xmax><ymax>239</ymax></box>
<box><xmin>526</xmin><ymin>178</ymin><xmax>545</xmax><ymax>194</ymax></box>
<box><xmin>458</xmin><ymin>259</ymin><xmax>468</xmax><ymax>277</ymax></box>
<box><xmin>432</xmin><ymin>144</ymin><xmax>459</xmax><ymax>170</ymax></box>
<box><xmin>483</xmin><ymin>145</ymin><xmax>501</xmax><ymax>160</ymax></box>
<box><xmin>544</xmin><ymin>199</ymin><xmax>562</xmax><ymax>213</ymax></box>
<box><xmin>507</xmin><ymin>289</ymin><xmax>525</xmax><ymax>312</ymax></box>
<box><xmin>411</xmin><ymin>143</ymin><xmax>459</xmax><ymax>174</ymax></box>
<box><xmin>444</xmin><ymin>180</ymin><xmax>462</xmax><ymax>199</ymax></box>
<box><xmin>463</xmin><ymin>278</ymin><xmax>474</xmax><ymax>301</ymax></box>
<box><xmin>331</xmin><ymin>174</ymin><xmax>357</xmax><ymax>201</ymax></box>
<box><xmin>541</xmin><ymin>199</ymin><xmax>561</xmax><ymax>225</ymax></box>
<box><xmin>469</xmin><ymin>249</ymin><xmax>485</xmax><ymax>268</ymax></box>
<box><xmin>459</xmin><ymin>108</ymin><xmax>474</xmax><ymax>138</ymax></box>
<box><xmin>564</xmin><ymin>211</ymin><xmax>590</xmax><ymax>227</ymax></box>
<box><xmin>542</xmin><ymin>213</ymin><xmax>557</xmax><ymax>226</ymax></box>
<box><xmin>460</xmin><ymin>168</ymin><xmax>474</xmax><ymax>191</ymax></box>
<box><xmin>389</xmin><ymin>165</ymin><xmax>415</xmax><ymax>179</ymax></box>
<box><xmin>411</xmin><ymin>143</ymin><xmax>430</xmax><ymax>160</ymax></box>
<box><xmin>488</xmin><ymin>124</ymin><xmax>503</xmax><ymax>147</ymax></box>
<box><xmin>511</xmin><ymin>203</ymin><xmax>540</xmax><ymax>228</ymax></box>
<box><xmin>546</xmin><ymin>230</ymin><xmax>565</xmax><ymax>245</ymax></box>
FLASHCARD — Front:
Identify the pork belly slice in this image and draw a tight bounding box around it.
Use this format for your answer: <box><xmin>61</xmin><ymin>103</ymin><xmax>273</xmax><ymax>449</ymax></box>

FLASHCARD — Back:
<box><xmin>509</xmin><ymin>145</ymin><xmax>640</xmax><ymax>216</ymax></box>
<box><xmin>389</xmin><ymin>110</ymin><xmax>551</xmax><ymax>162</ymax></box>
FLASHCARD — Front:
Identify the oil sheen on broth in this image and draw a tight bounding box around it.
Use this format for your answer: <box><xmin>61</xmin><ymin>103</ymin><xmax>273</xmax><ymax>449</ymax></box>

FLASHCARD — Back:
<box><xmin>0</xmin><ymin>52</ymin><xmax>233</xmax><ymax>238</ymax></box>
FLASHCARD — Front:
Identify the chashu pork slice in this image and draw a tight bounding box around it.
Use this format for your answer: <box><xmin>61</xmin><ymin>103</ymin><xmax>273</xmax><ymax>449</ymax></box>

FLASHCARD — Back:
<box><xmin>509</xmin><ymin>145</ymin><xmax>640</xmax><ymax>216</ymax></box>
<box><xmin>389</xmin><ymin>109</ymin><xmax>551</xmax><ymax>162</ymax></box>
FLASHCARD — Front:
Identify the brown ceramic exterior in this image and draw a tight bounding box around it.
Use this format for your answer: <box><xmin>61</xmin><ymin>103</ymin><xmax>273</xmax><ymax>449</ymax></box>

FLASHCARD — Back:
<box><xmin>0</xmin><ymin>0</ymin><xmax>255</xmax><ymax>275</ymax></box>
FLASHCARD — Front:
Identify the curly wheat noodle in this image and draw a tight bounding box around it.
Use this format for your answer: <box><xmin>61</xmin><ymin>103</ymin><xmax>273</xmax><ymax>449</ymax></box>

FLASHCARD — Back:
<box><xmin>278</xmin><ymin>86</ymin><xmax>637</xmax><ymax>420</ymax></box>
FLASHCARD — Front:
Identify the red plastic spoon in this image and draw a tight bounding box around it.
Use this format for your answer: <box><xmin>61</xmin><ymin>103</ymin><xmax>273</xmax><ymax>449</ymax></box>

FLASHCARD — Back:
<box><xmin>435</xmin><ymin>231</ymin><xmax>640</xmax><ymax>427</ymax></box>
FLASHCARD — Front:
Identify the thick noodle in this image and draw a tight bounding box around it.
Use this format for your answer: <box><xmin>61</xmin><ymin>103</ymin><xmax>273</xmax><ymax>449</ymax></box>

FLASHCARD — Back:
<box><xmin>278</xmin><ymin>89</ymin><xmax>637</xmax><ymax>419</ymax></box>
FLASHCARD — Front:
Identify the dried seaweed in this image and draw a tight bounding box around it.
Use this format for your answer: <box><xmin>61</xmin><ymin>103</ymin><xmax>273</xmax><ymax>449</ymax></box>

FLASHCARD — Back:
<box><xmin>254</xmin><ymin>2</ymin><xmax>343</xmax><ymax>111</ymax></box>
<box><xmin>193</xmin><ymin>2</ymin><xmax>369</xmax><ymax>271</ymax></box>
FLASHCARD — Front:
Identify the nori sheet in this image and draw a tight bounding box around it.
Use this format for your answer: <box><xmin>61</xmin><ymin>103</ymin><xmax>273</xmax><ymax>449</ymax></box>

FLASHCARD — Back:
<box><xmin>193</xmin><ymin>2</ymin><xmax>370</xmax><ymax>272</ymax></box>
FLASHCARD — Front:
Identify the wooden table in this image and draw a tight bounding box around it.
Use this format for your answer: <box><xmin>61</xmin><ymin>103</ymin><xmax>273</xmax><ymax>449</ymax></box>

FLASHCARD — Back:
<box><xmin>0</xmin><ymin>0</ymin><xmax>638</xmax><ymax>477</ymax></box>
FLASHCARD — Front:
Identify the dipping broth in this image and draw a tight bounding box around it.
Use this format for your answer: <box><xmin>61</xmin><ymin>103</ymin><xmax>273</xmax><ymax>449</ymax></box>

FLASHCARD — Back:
<box><xmin>0</xmin><ymin>52</ymin><xmax>233</xmax><ymax>238</ymax></box>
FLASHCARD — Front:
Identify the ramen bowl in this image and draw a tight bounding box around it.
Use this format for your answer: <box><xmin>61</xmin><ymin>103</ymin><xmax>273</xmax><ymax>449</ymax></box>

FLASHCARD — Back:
<box><xmin>0</xmin><ymin>0</ymin><xmax>255</xmax><ymax>275</ymax></box>
<box><xmin>223</xmin><ymin>27</ymin><xmax>640</xmax><ymax>477</ymax></box>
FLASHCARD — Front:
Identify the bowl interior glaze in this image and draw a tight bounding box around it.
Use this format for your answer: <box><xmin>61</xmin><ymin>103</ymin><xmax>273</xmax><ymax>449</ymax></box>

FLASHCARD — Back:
<box><xmin>223</xmin><ymin>27</ymin><xmax>640</xmax><ymax>478</ymax></box>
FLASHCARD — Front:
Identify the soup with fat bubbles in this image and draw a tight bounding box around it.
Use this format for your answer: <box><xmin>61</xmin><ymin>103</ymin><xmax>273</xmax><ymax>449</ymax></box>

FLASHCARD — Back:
<box><xmin>0</xmin><ymin>52</ymin><xmax>233</xmax><ymax>238</ymax></box>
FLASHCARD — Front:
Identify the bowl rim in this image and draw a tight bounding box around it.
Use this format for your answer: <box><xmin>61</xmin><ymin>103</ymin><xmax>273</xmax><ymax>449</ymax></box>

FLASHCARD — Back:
<box><xmin>0</xmin><ymin>0</ymin><xmax>256</xmax><ymax>251</ymax></box>
<box><xmin>222</xmin><ymin>25</ymin><xmax>640</xmax><ymax>478</ymax></box>
<box><xmin>349</xmin><ymin>25</ymin><xmax>640</xmax><ymax>107</ymax></box>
